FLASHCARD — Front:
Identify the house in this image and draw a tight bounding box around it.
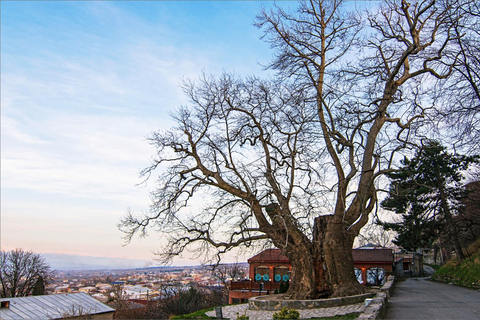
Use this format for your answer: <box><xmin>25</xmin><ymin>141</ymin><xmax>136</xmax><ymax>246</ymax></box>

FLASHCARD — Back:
<box><xmin>229</xmin><ymin>247</ymin><xmax>394</xmax><ymax>304</ymax></box>
<box><xmin>0</xmin><ymin>292</ymin><xmax>115</xmax><ymax>319</ymax></box>
<box><xmin>352</xmin><ymin>248</ymin><xmax>394</xmax><ymax>285</ymax></box>
<box><xmin>394</xmin><ymin>251</ymin><xmax>424</xmax><ymax>276</ymax></box>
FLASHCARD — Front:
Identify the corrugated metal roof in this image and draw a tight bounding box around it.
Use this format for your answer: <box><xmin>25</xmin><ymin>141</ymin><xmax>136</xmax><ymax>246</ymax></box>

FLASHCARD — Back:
<box><xmin>0</xmin><ymin>293</ymin><xmax>114</xmax><ymax>319</ymax></box>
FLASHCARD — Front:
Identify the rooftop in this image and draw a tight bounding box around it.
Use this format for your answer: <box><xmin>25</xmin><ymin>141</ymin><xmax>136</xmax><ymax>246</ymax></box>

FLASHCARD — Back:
<box><xmin>352</xmin><ymin>248</ymin><xmax>393</xmax><ymax>263</ymax></box>
<box><xmin>0</xmin><ymin>293</ymin><xmax>114</xmax><ymax>320</ymax></box>
<box><xmin>247</xmin><ymin>249</ymin><xmax>290</xmax><ymax>263</ymax></box>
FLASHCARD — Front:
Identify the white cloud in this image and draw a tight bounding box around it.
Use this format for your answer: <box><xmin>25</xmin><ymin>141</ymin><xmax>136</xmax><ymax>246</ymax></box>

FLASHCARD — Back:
<box><xmin>1</xmin><ymin>0</ymin><xmax>274</xmax><ymax>264</ymax></box>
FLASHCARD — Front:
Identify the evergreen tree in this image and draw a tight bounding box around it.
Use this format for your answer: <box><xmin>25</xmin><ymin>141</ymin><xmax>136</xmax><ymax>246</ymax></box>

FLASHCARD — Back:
<box><xmin>32</xmin><ymin>276</ymin><xmax>45</xmax><ymax>296</ymax></box>
<box><xmin>379</xmin><ymin>141</ymin><xmax>478</xmax><ymax>259</ymax></box>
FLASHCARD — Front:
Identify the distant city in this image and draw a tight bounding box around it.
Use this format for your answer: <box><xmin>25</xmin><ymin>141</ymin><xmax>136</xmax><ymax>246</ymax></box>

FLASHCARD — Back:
<box><xmin>48</xmin><ymin>263</ymin><xmax>249</xmax><ymax>303</ymax></box>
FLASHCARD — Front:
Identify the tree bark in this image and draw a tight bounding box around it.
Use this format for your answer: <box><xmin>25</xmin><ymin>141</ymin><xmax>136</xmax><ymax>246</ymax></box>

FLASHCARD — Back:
<box><xmin>283</xmin><ymin>244</ymin><xmax>317</xmax><ymax>300</ymax></box>
<box><xmin>278</xmin><ymin>214</ymin><xmax>366</xmax><ymax>300</ymax></box>
<box><xmin>438</xmin><ymin>180</ymin><xmax>466</xmax><ymax>260</ymax></box>
<box><xmin>323</xmin><ymin>216</ymin><xmax>366</xmax><ymax>297</ymax></box>
<box><xmin>313</xmin><ymin>215</ymin><xmax>332</xmax><ymax>298</ymax></box>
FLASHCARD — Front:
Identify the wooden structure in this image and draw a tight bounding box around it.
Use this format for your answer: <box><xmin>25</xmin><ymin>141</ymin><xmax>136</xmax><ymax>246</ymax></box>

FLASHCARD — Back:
<box><xmin>229</xmin><ymin>247</ymin><xmax>394</xmax><ymax>304</ymax></box>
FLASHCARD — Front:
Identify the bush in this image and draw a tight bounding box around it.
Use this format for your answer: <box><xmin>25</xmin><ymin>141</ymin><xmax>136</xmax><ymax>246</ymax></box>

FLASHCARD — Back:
<box><xmin>163</xmin><ymin>287</ymin><xmax>210</xmax><ymax>316</ymax></box>
<box><xmin>272</xmin><ymin>307</ymin><xmax>300</xmax><ymax>320</ymax></box>
<box><xmin>236</xmin><ymin>312</ymin><xmax>249</xmax><ymax>320</ymax></box>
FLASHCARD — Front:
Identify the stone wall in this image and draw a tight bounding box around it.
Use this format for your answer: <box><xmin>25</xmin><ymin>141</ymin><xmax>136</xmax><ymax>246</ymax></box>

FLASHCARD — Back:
<box><xmin>248</xmin><ymin>293</ymin><xmax>376</xmax><ymax>311</ymax></box>
<box><xmin>357</xmin><ymin>275</ymin><xmax>396</xmax><ymax>320</ymax></box>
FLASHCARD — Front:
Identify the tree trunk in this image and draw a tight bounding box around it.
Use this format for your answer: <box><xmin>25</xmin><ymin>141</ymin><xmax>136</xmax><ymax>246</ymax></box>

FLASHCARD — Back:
<box><xmin>282</xmin><ymin>242</ymin><xmax>317</xmax><ymax>300</ymax></box>
<box><xmin>313</xmin><ymin>215</ymin><xmax>332</xmax><ymax>298</ymax></box>
<box><xmin>280</xmin><ymin>214</ymin><xmax>366</xmax><ymax>299</ymax></box>
<box><xmin>438</xmin><ymin>179</ymin><xmax>465</xmax><ymax>260</ymax></box>
<box><xmin>323</xmin><ymin>217</ymin><xmax>367</xmax><ymax>297</ymax></box>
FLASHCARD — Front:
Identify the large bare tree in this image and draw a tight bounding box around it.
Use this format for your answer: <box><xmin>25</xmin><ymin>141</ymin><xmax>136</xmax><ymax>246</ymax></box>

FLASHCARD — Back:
<box><xmin>434</xmin><ymin>0</ymin><xmax>480</xmax><ymax>153</ymax></box>
<box><xmin>121</xmin><ymin>0</ymin><xmax>459</xmax><ymax>299</ymax></box>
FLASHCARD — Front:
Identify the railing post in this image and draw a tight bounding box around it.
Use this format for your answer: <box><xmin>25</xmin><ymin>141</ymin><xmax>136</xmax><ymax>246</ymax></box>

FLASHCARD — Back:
<box><xmin>215</xmin><ymin>306</ymin><xmax>223</xmax><ymax>320</ymax></box>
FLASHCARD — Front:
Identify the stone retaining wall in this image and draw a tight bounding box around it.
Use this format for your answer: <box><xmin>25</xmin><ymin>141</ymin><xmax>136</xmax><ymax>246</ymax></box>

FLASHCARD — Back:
<box><xmin>248</xmin><ymin>292</ymin><xmax>376</xmax><ymax>311</ymax></box>
<box><xmin>357</xmin><ymin>275</ymin><xmax>396</xmax><ymax>320</ymax></box>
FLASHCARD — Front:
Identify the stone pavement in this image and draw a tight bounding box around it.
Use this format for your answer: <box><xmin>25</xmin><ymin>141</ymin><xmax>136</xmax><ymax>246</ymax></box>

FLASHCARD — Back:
<box><xmin>205</xmin><ymin>302</ymin><xmax>366</xmax><ymax>319</ymax></box>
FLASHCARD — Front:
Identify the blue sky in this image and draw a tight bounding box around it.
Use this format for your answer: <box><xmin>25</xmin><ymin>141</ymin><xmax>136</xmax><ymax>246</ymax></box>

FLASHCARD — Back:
<box><xmin>1</xmin><ymin>1</ymin><xmax>378</xmax><ymax>270</ymax></box>
<box><xmin>1</xmin><ymin>0</ymin><xmax>290</xmax><ymax>269</ymax></box>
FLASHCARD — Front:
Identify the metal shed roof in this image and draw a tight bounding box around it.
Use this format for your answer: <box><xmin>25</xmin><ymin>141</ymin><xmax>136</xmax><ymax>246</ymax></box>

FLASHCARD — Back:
<box><xmin>0</xmin><ymin>293</ymin><xmax>114</xmax><ymax>320</ymax></box>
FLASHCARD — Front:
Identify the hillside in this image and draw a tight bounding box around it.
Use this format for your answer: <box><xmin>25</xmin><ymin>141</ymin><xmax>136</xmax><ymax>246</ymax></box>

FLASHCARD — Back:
<box><xmin>431</xmin><ymin>240</ymin><xmax>480</xmax><ymax>289</ymax></box>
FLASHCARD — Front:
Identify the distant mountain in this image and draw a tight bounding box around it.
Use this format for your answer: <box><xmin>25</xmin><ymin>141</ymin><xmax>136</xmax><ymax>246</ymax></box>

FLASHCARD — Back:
<box><xmin>42</xmin><ymin>253</ymin><xmax>155</xmax><ymax>271</ymax></box>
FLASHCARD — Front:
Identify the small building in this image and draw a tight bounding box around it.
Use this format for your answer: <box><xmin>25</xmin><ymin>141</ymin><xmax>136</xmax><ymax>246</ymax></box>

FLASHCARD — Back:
<box><xmin>352</xmin><ymin>248</ymin><xmax>394</xmax><ymax>285</ymax></box>
<box><xmin>229</xmin><ymin>249</ymin><xmax>292</xmax><ymax>304</ymax></box>
<box><xmin>395</xmin><ymin>251</ymin><xmax>424</xmax><ymax>276</ymax></box>
<box><xmin>0</xmin><ymin>293</ymin><xmax>115</xmax><ymax>319</ymax></box>
<box><xmin>229</xmin><ymin>247</ymin><xmax>395</xmax><ymax>304</ymax></box>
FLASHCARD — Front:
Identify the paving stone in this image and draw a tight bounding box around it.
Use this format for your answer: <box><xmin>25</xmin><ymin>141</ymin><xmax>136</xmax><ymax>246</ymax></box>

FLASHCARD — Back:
<box><xmin>205</xmin><ymin>302</ymin><xmax>366</xmax><ymax>319</ymax></box>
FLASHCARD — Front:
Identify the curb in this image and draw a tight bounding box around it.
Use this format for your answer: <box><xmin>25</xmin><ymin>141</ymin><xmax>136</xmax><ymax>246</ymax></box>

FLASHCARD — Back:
<box><xmin>357</xmin><ymin>275</ymin><xmax>396</xmax><ymax>320</ymax></box>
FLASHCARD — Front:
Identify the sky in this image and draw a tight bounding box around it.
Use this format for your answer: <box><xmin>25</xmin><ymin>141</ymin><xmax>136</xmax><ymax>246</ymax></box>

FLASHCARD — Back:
<box><xmin>1</xmin><ymin>0</ymin><xmax>294</xmax><ymax>269</ymax></box>
<box><xmin>1</xmin><ymin>1</ymin><xmax>378</xmax><ymax>270</ymax></box>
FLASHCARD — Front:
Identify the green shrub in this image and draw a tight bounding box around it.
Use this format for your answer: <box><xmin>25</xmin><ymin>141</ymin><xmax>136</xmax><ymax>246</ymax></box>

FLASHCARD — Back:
<box><xmin>236</xmin><ymin>312</ymin><xmax>249</xmax><ymax>320</ymax></box>
<box><xmin>272</xmin><ymin>307</ymin><xmax>300</xmax><ymax>320</ymax></box>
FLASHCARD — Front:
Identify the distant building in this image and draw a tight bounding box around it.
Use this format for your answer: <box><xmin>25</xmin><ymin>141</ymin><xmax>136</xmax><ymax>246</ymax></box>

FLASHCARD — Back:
<box><xmin>0</xmin><ymin>293</ymin><xmax>115</xmax><ymax>319</ymax></box>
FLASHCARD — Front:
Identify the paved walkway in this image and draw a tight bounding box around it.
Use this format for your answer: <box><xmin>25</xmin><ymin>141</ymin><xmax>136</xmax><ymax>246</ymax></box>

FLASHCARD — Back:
<box><xmin>385</xmin><ymin>277</ymin><xmax>480</xmax><ymax>319</ymax></box>
<box><xmin>205</xmin><ymin>302</ymin><xmax>366</xmax><ymax>320</ymax></box>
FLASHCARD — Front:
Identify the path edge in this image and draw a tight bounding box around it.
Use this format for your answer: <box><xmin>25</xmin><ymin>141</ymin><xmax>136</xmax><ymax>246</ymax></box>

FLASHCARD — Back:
<box><xmin>357</xmin><ymin>275</ymin><xmax>396</xmax><ymax>320</ymax></box>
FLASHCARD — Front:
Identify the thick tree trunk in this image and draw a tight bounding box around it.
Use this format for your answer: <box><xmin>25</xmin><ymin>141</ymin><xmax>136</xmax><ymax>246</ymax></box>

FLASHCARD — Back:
<box><xmin>279</xmin><ymin>214</ymin><xmax>365</xmax><ymax>300</ymax></box>
<box><xmin>438</xmin><ymin>179</ymin><xmax>466</xmax><ymax>260</ymax></box>
<box><xmin>313</xmin><ymin>215</ymin><xmax>332</xmax><ymax>298</ymax></box>
<box><xmin>281</xmin><ymin>241</ymin><xmax>317</xmax><ymax>300</ymax></box>
<box><xmin>323</xmin><ymin>217</ymin><xmax>367</xmax><ymax>297</ymax></box>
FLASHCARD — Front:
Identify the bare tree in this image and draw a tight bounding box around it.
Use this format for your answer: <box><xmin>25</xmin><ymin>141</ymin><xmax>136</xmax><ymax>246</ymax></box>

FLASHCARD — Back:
<box><xmin>1</xmin><ymin>249</ymin><xmax>53</xmax><ymax>298</ymax></box>
<box><xmin>356</xmin><ymin>223</ymin><xmax>395</xmax><ymax>248</ymax></box>
<box><xmin>211</xmin><ymin>263</ymin><xmax>245</xmax><ymax>304</ymax></box>
<box><xmin>433</xmin><ymin>0</ymin><xmax>480</xmax><ymax>153</ymax></box>
<box><xmin>121</xmin><ymin>0</ymin><xmax>459</xmax><ymax>299</ymax></box>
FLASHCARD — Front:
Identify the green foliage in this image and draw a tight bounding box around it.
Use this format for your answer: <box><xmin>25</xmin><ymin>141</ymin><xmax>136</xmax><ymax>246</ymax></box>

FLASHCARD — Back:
<box><xmin>32</xmin><ymin>276</ymin><xmax>45</xmax><ymax>296</ymax></box>
<box><xmin>278</xmin><ymin>281</ymin><xmax>289</xmax><ymax>294</ymax></box>
<box><xmin>379</xmin><ymin>141</ymin><xmax>479</xmax><ymax>251</ymax></box>
<box><xmin>164</xmin><ymin>287</ymin><xmax>212</xmax><ymax>316</ymax></box>
<box><xmin>431</xmin><ymin>239</ymin><xmax>480</xmax><ymax>289</ymax></box>
<box><xmin>236</xmin><ymin>311</ymin><xmax>250</xmax><ymax>320</ymax></box>
<box><xmin>424</xmin><ymin>263</ymin><xmax>440</xmax><ymax>271</ymax></box>
<box><xmin>116</xmin><ymin>287</ymin><xmax>221</xmax><ymax>319</ymax></box>
<box><xmin>170</xmin><ymin>307</ymin><xmax>216</xmax><ymax>319</ymax></box>
<box><xmin>272</xmin><ymin>307</ymin><xmax>300</xmax><ymax>320</ymax></box>
<box><xmin>274</xmin><ymin>288</ymin><xmax>279</xmax><ymax>294</ymax></box>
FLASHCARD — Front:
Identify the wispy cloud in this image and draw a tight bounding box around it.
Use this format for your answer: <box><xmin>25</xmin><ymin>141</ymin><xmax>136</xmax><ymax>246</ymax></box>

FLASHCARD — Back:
<box><xmin>1</xmin><ymin>0</ymin><xmax>273</xmax><ymax>264</ymax></box>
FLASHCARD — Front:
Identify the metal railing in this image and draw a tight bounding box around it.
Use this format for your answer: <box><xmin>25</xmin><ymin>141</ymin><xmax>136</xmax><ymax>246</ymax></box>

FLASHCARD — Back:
<box><xmin>230</xmin><ymin>280</ymin><xmax>283</xmax><ymax>292</ymax></box>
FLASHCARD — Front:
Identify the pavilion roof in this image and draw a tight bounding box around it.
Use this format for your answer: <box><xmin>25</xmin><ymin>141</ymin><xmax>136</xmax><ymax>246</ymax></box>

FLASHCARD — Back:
<box><xmin>247</xmin><ymin>249</ymin><xmax>290</xmax><ymax>263</ymax></box>
<box><xmin>352</xmin><ymin>248</ymin><xmax>394</xmax><ymax>263</ymax></box>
